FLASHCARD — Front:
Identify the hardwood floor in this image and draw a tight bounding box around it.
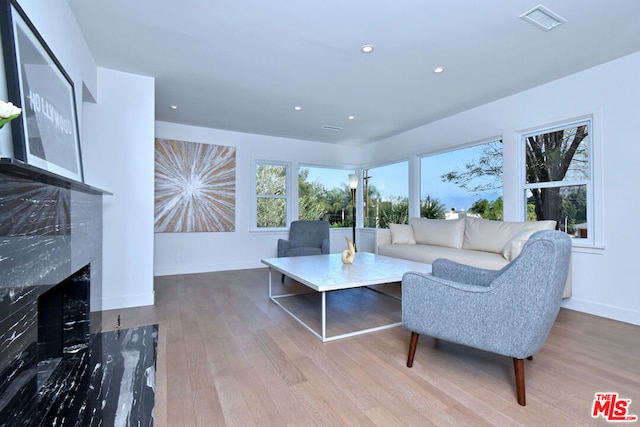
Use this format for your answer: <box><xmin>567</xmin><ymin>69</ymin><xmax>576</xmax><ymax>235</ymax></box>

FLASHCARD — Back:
<box><xmin>100</xmin><ymin>268</ymin><xmax>640</xmax><ymax>426</ymax></box>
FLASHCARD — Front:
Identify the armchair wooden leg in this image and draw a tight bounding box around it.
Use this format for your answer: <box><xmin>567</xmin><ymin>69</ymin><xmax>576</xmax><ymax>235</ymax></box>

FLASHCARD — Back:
<box><xmin>407</xmin><ymin>332</ymin><xmax>420</xmax><ymax>367</ymax></box>
<box><xmin>513</xmin><ymin>358</ymin><xmax>526</xmax><ymax>406</ymax></box>
<box><xmin>281</xmin><ymin>273</ymin><xmax>285</xmax><ymax>283</ymax></box>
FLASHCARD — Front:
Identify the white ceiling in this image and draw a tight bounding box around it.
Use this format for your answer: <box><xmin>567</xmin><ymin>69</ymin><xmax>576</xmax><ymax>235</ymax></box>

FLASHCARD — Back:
<box><xmin>67</xmin><ymin>0</ymin><xmax>640</xmax><ymax>146</ymax></box>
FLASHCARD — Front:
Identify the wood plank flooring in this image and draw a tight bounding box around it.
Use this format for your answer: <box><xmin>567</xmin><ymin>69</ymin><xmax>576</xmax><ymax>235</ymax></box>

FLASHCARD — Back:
<box><xmin>100</xmin><ymin>268</ymin><xmax>640</xmax><ymax>426</ymax></box>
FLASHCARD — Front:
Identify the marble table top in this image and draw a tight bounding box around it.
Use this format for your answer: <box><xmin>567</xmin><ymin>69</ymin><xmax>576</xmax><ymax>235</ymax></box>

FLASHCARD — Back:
<box><xmin>262</xmin><ymin>252</ymin><xmax>432</xmax><ymax>292</ymax></box>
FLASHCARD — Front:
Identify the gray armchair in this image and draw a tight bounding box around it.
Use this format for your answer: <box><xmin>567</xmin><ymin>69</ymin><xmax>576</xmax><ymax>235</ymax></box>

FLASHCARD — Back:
<box><xmin>402</xmin><ymin>230</ymin><xmax>571</xmax><ymax>406</ymax></box>
<box><xmin>278</xmin><ymin>220</ymin><xmax>330</xmax><ymax>280</ymax></box>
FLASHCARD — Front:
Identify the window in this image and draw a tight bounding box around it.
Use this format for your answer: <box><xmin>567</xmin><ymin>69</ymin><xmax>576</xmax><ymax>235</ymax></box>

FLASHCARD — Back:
<box><xmin>255</xmin><ymin>162</ymin><xmax>288</xmax><ymax>228</ymax></box>
<box><xmin>298</xmin><ymin>166</ymin><xmax>354</xmax><ymax>227</ymax></box>
<box><xmin>363</xmin><ymin>161</ymin><xmax>409</xmax><ymax>228</ymax></box>
<box><xmin>522</xmin><ymin>118</ymin><xmax>591</xmax><ymax>240</ymax></box>
<box><xmin>421</xmin><ymin>140</ymin><xmax>503</xmax><ymax>220</ymax></box>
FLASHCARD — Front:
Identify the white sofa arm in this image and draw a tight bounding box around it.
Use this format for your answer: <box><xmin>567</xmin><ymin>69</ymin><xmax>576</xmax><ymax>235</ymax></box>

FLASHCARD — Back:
<box><xmin>375</xmin><ymin>229</ymin><xmax>392</xmax><ymax>253</ymax></box>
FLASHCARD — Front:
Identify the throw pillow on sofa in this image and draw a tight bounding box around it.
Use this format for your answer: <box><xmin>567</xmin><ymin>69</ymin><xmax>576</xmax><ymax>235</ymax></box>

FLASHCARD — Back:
<box><xmin>501</xmin><ymin>220</ymin><xmax>557</xmax><ymax>260</ymax></box>
<box><xmin>463</xmin><ymin>217</ymin><xmax>529</xmax><ymax>254</ymax></box>
<box><xmin>389</xmin><ymin>223</ymin><xmax>416</xmax><ymax>244</ymax></box>
<box><xmin>410</xmin><ymin>217</ymin><xmax>465</xmax><ymax>248</ymax></box>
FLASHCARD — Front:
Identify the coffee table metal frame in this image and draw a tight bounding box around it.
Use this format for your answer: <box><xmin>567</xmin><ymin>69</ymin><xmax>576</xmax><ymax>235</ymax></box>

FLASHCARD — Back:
<box><xmin>261</xmin><ymin>252</ymin><xmax>431</xmax><ymax>342</ymax></box>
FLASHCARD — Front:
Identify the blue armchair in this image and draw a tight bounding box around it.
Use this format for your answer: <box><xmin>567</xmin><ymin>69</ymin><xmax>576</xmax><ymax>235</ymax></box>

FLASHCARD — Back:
<box><xmin>278</xmin><ymin>220</ymin><xmax>330</xmax><ymax>281</ymax></box>
<box><xmin>402</xmin><ymin>230</ymin><xmax>572</xmax><ymax>406</ymax></box>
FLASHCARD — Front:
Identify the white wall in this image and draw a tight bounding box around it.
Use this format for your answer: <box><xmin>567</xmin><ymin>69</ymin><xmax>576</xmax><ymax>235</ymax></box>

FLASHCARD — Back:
<box><xmin>154</xmin><ymin>122</ymin><xmax>360</xmax><ymax>276</ymax></box>
<box><xmin>363</xmin><ymin>51</ymin><xmax>640</xmax><ymax>325</ymax></box>
<box><xmin>10</xmin><ymin>0</ymin><xmax>97</xmax><ymax>147</ymax></box>
<box><xmin>82</xmin><ymin>68</ymin><xmax>155</xmax><ymax>310</ymax></box>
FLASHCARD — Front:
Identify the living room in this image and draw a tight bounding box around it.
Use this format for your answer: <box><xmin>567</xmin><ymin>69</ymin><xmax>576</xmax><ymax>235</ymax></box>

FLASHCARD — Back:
<box><xmin>1</xmin><ymin>0</ymin><xmax>639</xmax><ymax>425</ymax></box>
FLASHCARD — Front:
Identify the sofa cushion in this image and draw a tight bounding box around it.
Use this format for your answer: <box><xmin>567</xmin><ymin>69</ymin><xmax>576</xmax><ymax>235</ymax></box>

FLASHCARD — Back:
<box><xmin>502</xmin><ymin>220</ymin><xmax>557</xmax><ymax>260</ymax></box>
<box><xmin>378</xmin><ymin>244</ymin><xmax>509</xmax><ymax>270</ymax></box>
<box><xmin>463</xmin><ymin>217</ymin><xmax>529</xmax><ymax>254</ymax></box>
<box><xmin>389</xmin><ymin>223</ymin><xmax>416</xmax><ymax>244</ymax></box>
<box><xmin>410</xmin><ymin>217</ymin><xmax>465</xmax><ymax>249</ymax></box>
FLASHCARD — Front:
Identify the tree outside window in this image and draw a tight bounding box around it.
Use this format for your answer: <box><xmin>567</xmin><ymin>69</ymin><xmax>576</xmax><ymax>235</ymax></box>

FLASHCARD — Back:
<box><xmin>298</xmin><ymin>166</ymin><xmax>354</xmax><ymax>227</ymax></box>
<box><xmin>255</xmin><ymin>162</ymin><xmax>288</xmax><ymax>228</ymax></box>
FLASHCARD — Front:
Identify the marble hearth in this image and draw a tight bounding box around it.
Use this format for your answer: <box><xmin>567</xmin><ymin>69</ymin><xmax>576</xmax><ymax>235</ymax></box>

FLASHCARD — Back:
<box><xmin>0</xmin><ymin>158</ymin><xmax>109</xmax><ymax>424</ymax></box>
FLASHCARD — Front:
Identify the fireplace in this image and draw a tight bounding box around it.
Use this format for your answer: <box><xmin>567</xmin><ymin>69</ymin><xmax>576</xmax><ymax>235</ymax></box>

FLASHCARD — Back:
<box><xmin>37</xmin><ymin>264</ymin><xmax>90</xmax><ymax>377</ymax></box>
<box><xmin>0</xmin><ymin>158</ymin><xmax>106</xmax><ymax>424</ymax></box>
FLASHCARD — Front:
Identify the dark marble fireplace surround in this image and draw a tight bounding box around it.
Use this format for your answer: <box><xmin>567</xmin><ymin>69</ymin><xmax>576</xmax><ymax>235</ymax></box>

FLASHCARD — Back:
<box><xmin>0</xmin><ymin>158</ymin><xmax>105</xmax><ymax>424</ymax></box>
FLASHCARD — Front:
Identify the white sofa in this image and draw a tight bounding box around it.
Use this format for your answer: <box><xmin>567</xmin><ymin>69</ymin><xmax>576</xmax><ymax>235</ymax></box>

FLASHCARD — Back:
<box><xmin>375</xmin><ymin>216</ymin><xmax>571</xmax><ymax>297</ymax></box>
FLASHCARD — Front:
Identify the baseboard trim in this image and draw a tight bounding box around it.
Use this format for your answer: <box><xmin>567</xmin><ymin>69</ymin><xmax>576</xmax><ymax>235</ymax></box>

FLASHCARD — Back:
<box><xmin>561</xmin><ymin>297</ymin><xmax>640</xmax><ymax>326</ymax></box>
<box><xmin>101</xmin><ymin>291</ymin><xmax>155</xmax><ymax>311</ymax></box>
<box><xmin>154</xmin><ymin>260</ymin><xmax>264</xmax><ymax>277</ymax></box>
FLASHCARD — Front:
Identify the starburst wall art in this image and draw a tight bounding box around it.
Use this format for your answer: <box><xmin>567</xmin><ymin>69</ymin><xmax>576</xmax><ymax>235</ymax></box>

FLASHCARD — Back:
<box><xmin>154</xmin><ymin>138</ymin><xmax>236</xmax><ymax>232</ymax></box>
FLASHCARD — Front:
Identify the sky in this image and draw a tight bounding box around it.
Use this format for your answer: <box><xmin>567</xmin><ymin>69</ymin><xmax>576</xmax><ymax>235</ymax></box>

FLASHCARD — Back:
<box><xmin>302</xmin><ymin>143</ymin><xmax>502</xmax><ymax>211</ymax></box>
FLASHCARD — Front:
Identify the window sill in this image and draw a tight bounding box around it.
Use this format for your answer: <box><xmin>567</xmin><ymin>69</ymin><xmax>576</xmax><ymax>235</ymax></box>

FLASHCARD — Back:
<box><xmin>249</xmin><ymin>228</ymin><xmax>288</xmax><ymax>234</ymax></box>
<box><xmin>571</xmin><ymin>243</ymin><xmax>605</xmax><ymax>254</ymax></box>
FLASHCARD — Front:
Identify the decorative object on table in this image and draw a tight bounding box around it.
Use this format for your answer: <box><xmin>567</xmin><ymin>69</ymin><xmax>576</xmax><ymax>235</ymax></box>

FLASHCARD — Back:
<box><xmin>0</xmin><ymin>100</ymin><xmax>21</xmax><ymax>128</ymax></box>
<box><xmin>402</xmin><ymin>230</ymin><xmax>572</xmax><ymax>406</ymax></box>
<box><xmin>0</xmin><ymin>0</ymin><xmax>84</xmax><ymax>182</ymax></box>
<box><xmin>341</xmin><ymin>236</ymin><xmax>356</xmax><ymax>264</ymax></box>
<box><xmin>348</xmin><ymin>173</ymin><xmax>358</xmax><ymax>250</ymax></box>
<box><xmin>154</xmin><ymin>138</ymin><xmax>236</xmax><ymax>232</ymax></box>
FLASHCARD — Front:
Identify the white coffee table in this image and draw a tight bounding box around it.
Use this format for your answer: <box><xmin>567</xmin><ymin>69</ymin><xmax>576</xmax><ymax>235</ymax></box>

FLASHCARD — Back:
<box><xmin>261</xmin><ymin>252</ymin><xmax>431</xmax><ymax>342</ymax></box>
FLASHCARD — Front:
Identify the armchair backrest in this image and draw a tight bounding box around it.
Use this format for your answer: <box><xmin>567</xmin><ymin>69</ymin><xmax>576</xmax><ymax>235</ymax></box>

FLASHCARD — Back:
<box><xmin>288</xmin><ymin>220</ymin><xmax>330</xmax><ymax>249</ymax></box>
<box><xmin>488</xmin><ymin>229</ymin><xmax>572</xmax><ymax>355</ymax></box>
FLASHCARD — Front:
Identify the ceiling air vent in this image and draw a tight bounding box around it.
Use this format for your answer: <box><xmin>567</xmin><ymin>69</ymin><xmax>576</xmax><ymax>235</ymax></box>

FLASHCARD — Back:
<box><xmin>322</xmin><ymin>125</ymin><xmax>343</xmax><ymax>132</ymax></box>
<box><xmin>519</xmin><ymin>4</ymin><xmax>567</xmax><ymax>31</ymax></box>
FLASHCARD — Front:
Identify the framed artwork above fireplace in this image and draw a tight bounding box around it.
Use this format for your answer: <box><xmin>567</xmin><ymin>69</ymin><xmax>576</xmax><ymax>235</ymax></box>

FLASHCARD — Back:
<box><xmin>0</xmin><ymin>0</ymin><xmax>84</xmax><ymax>183</ymax></box>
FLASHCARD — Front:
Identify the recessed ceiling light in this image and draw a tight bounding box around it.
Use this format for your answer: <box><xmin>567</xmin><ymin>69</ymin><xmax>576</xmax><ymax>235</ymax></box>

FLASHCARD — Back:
<box><xmin>169</xmin><ymin>105</ymin><xmax>178</xmax><ymax>110</ymax></box>
<box><xmin>348</xmin><ymin>115</ymin><xmax>355</xmax><ymax>120</ymax></box>
<box><xmin>361</xmin><ymin>44</ymin><xmax>374</xmax><ymax>53</ymax></box>
<box><xmin>433</xmin><ymin>67</ymin><xmax>445</xmax><ymax>74</ymax></box>
<box><xmin>294</xmin><ymin>106</ymin><xmax>302</xmax><ymax>111</ymax></box>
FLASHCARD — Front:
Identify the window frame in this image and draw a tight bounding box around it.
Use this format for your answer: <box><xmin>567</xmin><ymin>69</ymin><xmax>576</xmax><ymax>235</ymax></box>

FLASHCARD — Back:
<box><xmin>252</xmin><ymin>160</ymin><xmax>291</xmax><ymax>230</ymax></box>
<box><xmin>419</xmin><ymin>138</ymin><xmax>504</xmax><ymax>221</ymax></box>
<box><xmin>519</xmin><ymin>116</ymin><xmax>596</xmax><ymax>246</ymax></box>
<box><xmin>362</xmin><ymin>159</ymin><xmax>410</xmax><ymax>229</ymax></box>
<box><xmin>297</xmin><ymin>164</ymin><xmax>356</xmax><ymax>226</ymax></box>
